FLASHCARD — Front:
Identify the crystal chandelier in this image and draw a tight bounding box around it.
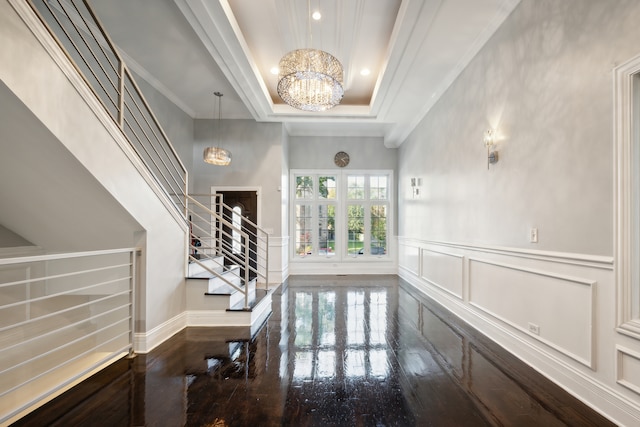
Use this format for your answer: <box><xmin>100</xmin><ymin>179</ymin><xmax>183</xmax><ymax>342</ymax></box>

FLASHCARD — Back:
<box><xmin>277</xmin><ymin>49</ymin><xmax>344</xmax><ymax>111</ymax></box>
<box><xmin>203</xmin><ymin>92</ymin><xmax>231</xmax><ymax>166</ymax></box>
<box><xmin>277</xmin><ymin>1</ymin><xmax>344</xmax><ymax>112</ymax></box>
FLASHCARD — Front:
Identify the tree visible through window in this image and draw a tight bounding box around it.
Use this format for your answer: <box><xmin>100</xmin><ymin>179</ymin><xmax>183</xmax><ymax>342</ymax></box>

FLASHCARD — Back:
<box><xmin>292</xmin><ymin>171</ymin><xmax>391</xmax><ymax>260</ymax></box>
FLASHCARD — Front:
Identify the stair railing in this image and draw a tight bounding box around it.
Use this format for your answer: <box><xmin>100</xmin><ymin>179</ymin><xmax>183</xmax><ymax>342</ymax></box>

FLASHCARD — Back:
<box><xmin>187</xmin><ymin>195</ymin><xmax>269</xmax><ymax>310</ymax></box>
<box><xmin>212</xmin><ymin>195</ymin><xmax>269</xmax><ymax>287</ymax></box>
<box><xmin>21</xmin><ymin>0</ymin><xmax>271</xmax><ymax>306</ymax></box>
<box><xmin>24</xmin><ymin>0</ymin><xmax>188</xmax><ymax>216</ymax></box>
<box><xmin>0</xmin><ymin>248</ymin><xmax>137</xmax><ymax>425</ymax></box>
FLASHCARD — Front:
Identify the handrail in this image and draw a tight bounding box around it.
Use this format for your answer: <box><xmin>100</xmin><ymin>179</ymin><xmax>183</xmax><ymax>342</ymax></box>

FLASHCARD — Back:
<box><xmin>187</xmin><ymin>194</ymin><xmax>270</xmax><ymax>309</ymax></box>
<box><xmin>26</xmin><ymin>0</ymin><xmax>188</xmax><ymax>217</ymax></box>
<box><xmin>209</xmin><ymin>194</ymin><xmax>269</xmax><ymax>287</ymax></box>
<box><xmin>0</xmin><ymin>247</ymin><xmax>138</xmax><ymax>265</ymax></box>
<box><xmin>189</xmin><ymin>194</ymin><xmax>270</xmax><ymax>286</ymax></box>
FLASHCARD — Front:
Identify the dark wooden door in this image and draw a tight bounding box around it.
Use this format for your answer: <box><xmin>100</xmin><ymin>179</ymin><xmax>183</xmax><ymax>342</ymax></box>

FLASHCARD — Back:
<box><xmin>219</xmin><ymin>191</ymin><xmax>258</xmax><ymax>280</ymax></box>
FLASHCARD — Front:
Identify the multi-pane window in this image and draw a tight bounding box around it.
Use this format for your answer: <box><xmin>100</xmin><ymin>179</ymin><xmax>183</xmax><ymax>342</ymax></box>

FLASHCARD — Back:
<box><xmin>370</xmin><ymin>205</ymin><xmax>387</xmax><ymax>255</ymax></box>
<box><xmin>292</xmin><ymin>170</ymin><xmax>391</xmax><ymax>260</ymax></box>
<box><xmin>294</xmin><ymin>174</ymin><xmax>337</xmax><ymax>258</ymax></box>
<box><xmin>346</xmin><ymin>174</ymin><xmax>389</xmax><ymax>257</ymax></box>
<box><xmin>295</xmin><ymin>204</ymin><xmax>313</xmax><ymax>256</ymax></box>
<box><xmin>347</xmin><ymin>205</ymin><xmax>364</xmax><ymax>256</ymax></box>
<box><xmin>347</xmin><ymin>176</ymin><xmax>365</xmax><ymax>199</ymax></box>
<box><xmin>318</xmin><ymin>205</ymin><xmax>336</xmax><ymax>256</ymax></box>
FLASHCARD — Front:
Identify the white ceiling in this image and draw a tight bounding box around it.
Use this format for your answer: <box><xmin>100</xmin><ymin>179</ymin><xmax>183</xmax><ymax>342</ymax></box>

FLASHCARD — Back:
<box><xmin>92</xmin><ymin>0</ymin><xmax>521</xmax><ymax>147</ymax></box>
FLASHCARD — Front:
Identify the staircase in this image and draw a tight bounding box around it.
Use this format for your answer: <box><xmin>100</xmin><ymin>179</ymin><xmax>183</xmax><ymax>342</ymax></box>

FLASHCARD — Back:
<box><xmin>185</xmin><ymin>195</ymin><xmax>272</xmax><ymax>331</ymax></box>
<box><xmin>23</xmin><ymin>0</ymin><xmax>273</xmax><ymax>331</ymax></box>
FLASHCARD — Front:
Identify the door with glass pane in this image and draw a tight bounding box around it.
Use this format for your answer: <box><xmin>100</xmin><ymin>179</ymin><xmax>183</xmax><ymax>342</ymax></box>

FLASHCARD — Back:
<box><xmin>219</xmin><ymin>191</ymin><xmax>257</xmax><ymax>279</ymax></box>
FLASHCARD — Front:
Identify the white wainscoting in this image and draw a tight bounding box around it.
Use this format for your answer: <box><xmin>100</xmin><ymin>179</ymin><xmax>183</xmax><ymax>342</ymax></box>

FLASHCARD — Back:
<box><xmin>421</xmin><ymin>249</ymin><xmax>464</xmax><ymax>299</ymax></box>
<box><xmin>268</xmin><ymin>236</ymin><xmax>289</xmax><ymax>284</ymax></box>
<box><xmin>468</xmin><ymin>258</ymin><xmax>595</xmax><ymax>368</ymax></box>
<box><xmin>617</xmin><ymin>346</ymin><xmax>640</xmax><ymax>396</ymax></box>
<box><xmin>397</xmin><ymin>238</ymin><xmax>640</xmax><ymax>426</ymax></box>
<box><xmin>399</xmin><ymin>243</ymin><xmax>420</xmax><ymax>276</ymax></box>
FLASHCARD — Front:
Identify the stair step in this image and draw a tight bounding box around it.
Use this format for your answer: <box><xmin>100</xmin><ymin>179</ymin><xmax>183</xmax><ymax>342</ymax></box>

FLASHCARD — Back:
<box><xmin>186</xmin><ymin>288</ymin><xmax>274</xmax><ymax>332</ymax></box>
<box><xmin>209</xmin><ymin>278</ymin><xmax>256</xmax><ymax>308</ymax></box>
<box><xmin>186</xmin><ymin>270</ymin><xmax>256</xmax><ymax>311</ymax></box>
<box><xmin>227</xmin><ymin>288</ymin><xmax>268</xmax><ymax>311</ymax></box>
<box><xmin>187</xmin><ymin>256</ymin><xmax>225</xmax><ymax>277</ymax></box>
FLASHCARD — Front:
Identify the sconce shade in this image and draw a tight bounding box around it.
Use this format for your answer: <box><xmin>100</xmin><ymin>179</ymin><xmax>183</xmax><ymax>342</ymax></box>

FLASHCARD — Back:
<box><xmin>483</xmin><ymin>128</ymin><xmax>498</xmax><ymax>169</ymax></box>
<box><xmin>483</xmin><ymin>129</ymin><xmax>495</xmax><ymax>147</ymax></box>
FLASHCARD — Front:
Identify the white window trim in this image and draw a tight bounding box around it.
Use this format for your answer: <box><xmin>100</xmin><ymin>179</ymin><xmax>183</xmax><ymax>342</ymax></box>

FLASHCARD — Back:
<box><xmin>615</xmin><ymin>53</ymin><xmax>640</xmax><ymax>339</ymax></box>
<box><xmin>290</xmin><ymin>169</ymin><xmax>394</xmax><ymax>263</ymax></box>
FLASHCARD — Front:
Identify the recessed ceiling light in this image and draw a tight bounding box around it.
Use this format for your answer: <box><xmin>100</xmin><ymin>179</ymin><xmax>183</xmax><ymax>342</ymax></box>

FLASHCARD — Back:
<box><xmin>312</xmin><ymin>11</ymin><xmax>321</xmax><ymax>20</ymax></box>
<box><xmin>360</xmin><ymin>68</ymin><xmax>371</xmax><ymax>76</ymax></box>
<box><xmin>270</xmin><ymin>67</ymin><xmax>279</xmax><ymax>75</ymax></box>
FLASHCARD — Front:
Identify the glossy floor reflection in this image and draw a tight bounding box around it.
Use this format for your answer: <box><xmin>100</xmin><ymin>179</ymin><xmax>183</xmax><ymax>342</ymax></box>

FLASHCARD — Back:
<box><xmin>13</xmin><ymin>275</ymin><xmax>614</xmax><ymax>426</ymax></box>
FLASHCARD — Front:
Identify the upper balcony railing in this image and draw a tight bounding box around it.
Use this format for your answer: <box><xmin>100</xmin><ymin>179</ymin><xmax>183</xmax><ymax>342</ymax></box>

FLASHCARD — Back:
<box><xmin>26</xmin><ymin>0</ymin><xmax>188</xmax><ymax>215</ymax></box>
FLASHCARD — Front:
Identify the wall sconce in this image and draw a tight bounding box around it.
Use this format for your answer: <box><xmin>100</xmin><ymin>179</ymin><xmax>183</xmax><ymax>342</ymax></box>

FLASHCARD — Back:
<box><xmin>483</xmin><ymin>129</ymin><xmax>498</xmax><ymax>169</ymax></box>
<box><xmin>411</xmin><ymin>177</ymin><xmax>421</xmax><ymax>198</ymax></box>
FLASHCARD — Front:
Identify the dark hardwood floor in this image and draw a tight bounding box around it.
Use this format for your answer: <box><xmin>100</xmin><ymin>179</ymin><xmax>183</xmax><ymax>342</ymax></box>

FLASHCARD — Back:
<box><xmin>13</xmin><ymin>275</ymin><xmax>615</xmax><ymax>426</ymax></box>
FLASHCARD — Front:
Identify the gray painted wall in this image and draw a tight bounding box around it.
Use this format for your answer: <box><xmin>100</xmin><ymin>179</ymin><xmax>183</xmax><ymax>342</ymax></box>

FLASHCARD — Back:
<box><xmin>192</xmin><ymin>119</ymin><xmax>285</xmax><ymax>235</ymax></box>
<box><xmin>289</xmin><ymin>135</ymin><xmax>398</xmax><ymax>240</ymax></box>
<box><xmin>289</xmin><ymin>136</ymin><xmax>396</xmax><ymax>170</ymax></box>
<box><xmin>398</xmin><ymin>0</ymin><xmax>640</xmax><ymax>256</ymax></box>
<box><xmin>0</xmin><ymin>224</ymin><xmax>33</xmax><ymax>248</ymax></box>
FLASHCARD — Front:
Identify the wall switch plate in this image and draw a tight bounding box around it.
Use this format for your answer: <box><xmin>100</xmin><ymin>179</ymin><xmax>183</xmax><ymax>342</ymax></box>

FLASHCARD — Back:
<box><xmin>528</xmin><ymin>322</ymin><xmax>540</xmax><ymax>335</ymax></box>
<box><xmin>530</xmin><ymin>228</ymin><xmax>538</xmax><ymax>243</ymax></box>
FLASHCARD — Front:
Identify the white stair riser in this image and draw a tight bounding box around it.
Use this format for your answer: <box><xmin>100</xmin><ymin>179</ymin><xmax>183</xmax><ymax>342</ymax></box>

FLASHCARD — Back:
<box><xmin>186</xmin><ymin>292</ymin><xmax>273</xmax><ymax>330</ymax></box>
<box><xmin>188</xmin><ymin>256</ymin><xmax>224</xmax><ymax>276</ymax></box>
<box><xmin>186</xmin><ymin>278</ymin><xmax>230</xmax><ymax>310</ymax></box>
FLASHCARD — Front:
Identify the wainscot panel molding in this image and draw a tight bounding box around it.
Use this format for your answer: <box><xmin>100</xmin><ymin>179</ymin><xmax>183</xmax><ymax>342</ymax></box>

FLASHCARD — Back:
<box><xmin>420</xmin><ymin>248</ymin><xmax>464</xmax><ymax>299</ymax></box>
<box><xmin>397</xmin><ymin>237</ymin><xmax>614</xmax><ymax>270</ymax></box>
<box><xmin>268</xmin><ymin>236</ymin><xmax>289</xmax><ymax>284</ymax></box>
<box><xmin>617</xmin><ymin>346</ymin><xmax>640</xmax><ymax>396</ymax></box>
<box><xmin>399</xmin><ymin>242</ymin><xmax>420</xmax><ymax>275</ymax></box>
<box><xmin>397</xmin><ymin>237</ymin><xmax>640</xmax><ymax>426</ymax></box>
<box><xmin>468</xmin><ymin>258</ymin><xmax>595</xmax><ymax>368</ymax></box>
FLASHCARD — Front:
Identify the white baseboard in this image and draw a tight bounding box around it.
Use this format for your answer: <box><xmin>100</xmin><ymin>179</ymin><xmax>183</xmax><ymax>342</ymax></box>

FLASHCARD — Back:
<box><xmin>288</xmin><ymin>261</ymin><xmax>397</xmax><ymax>276</ymax></box>
<box><xmin>134</xmin><ymin>312</ymin><xmax>186</xmax><ymax>354</ymax></box>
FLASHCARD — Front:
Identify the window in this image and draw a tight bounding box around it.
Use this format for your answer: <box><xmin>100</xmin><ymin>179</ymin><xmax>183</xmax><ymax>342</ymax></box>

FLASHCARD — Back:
<box><xmin>291</xmin><ymin>170</ymin><xmax>392</xmax><ymax>260</ymax></box>
<box><xmin>294</xmin><ymin>174</ymin><xmax>337</xmax><ymax>257</ymax></box>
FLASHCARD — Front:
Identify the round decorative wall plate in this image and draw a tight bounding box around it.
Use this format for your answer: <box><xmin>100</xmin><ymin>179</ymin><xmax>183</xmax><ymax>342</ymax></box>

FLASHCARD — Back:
<box><xmin>334</xmin><ymin>151</ymin><xmax>350</xmax><ymax>167</ymax></box>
